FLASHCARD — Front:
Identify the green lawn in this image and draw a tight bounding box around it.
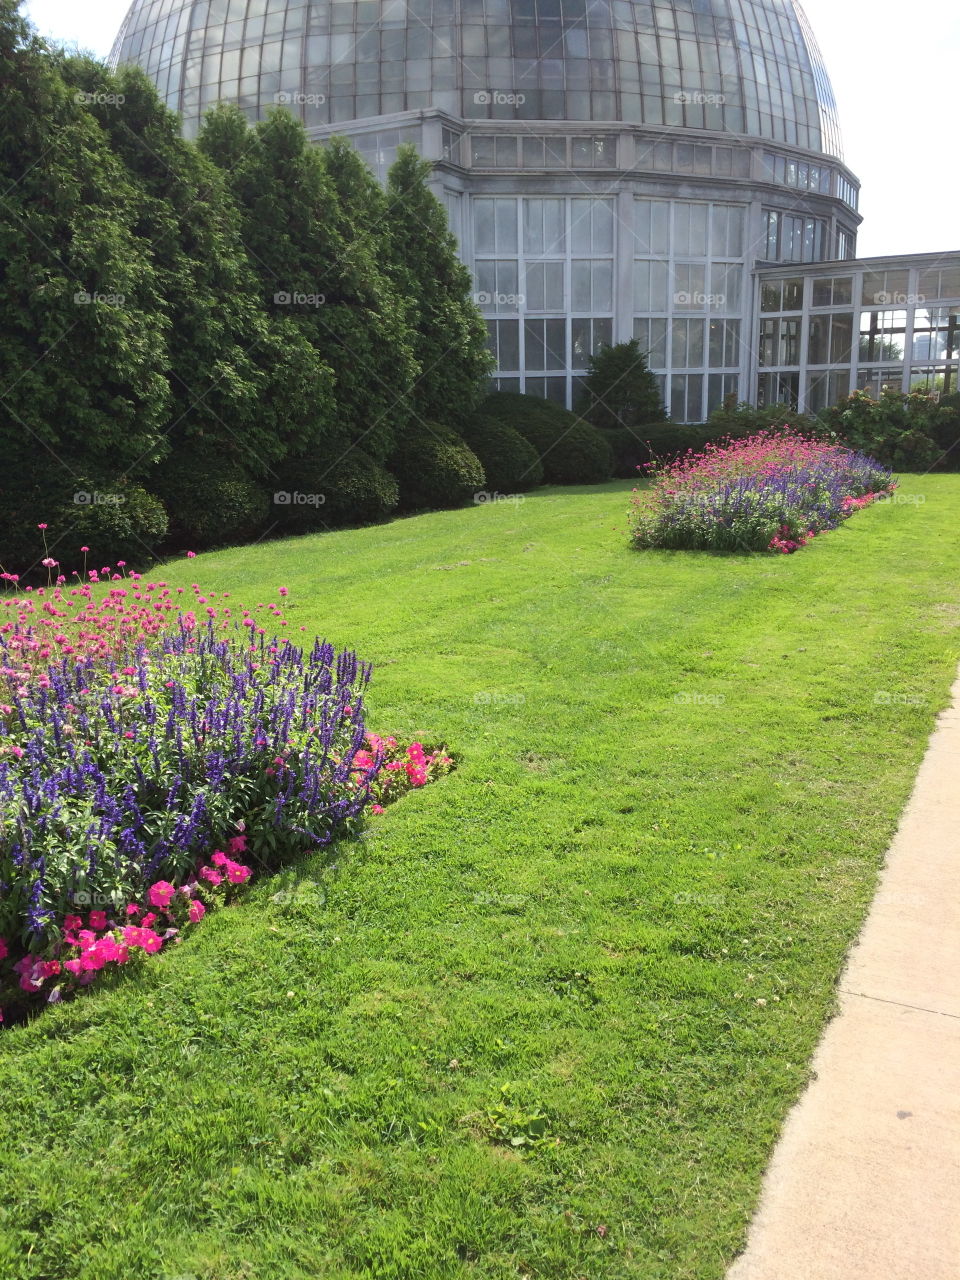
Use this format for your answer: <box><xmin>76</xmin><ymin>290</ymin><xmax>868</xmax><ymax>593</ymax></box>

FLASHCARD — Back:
<box><xmin>2</xmin><ymin>476</ymin><xmax>958</xmax><ymax>1280</ymax></box>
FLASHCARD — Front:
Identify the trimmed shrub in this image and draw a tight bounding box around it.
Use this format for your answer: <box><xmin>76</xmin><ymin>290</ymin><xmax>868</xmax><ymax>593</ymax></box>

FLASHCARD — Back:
<box><xmin>0</xmin><ymin>477</ymin><xmax>168</xmax><ymax>574</ymax></box>
<box><xmin>274</xmin><ymin>448</ymin><xmax>399</xmax><ymax>533</ymax></box>
<box><xmin>152</xmin><ymin>455</ymin><xmax>270</xmax><ymax>549</ymax></box>
<box><xmin>390</xmin><ymin>422</ymin><xmax>486</xmax><ymax>511</ymax></box>
<box><xmin>476</xmin><ymin>393</ymin><xmax>613</xmax><ymax>485</ymax></box>
<box><xmin>932</xmin><ymin>394</ymin><xmax>960</xmax><ymax>469</ymax></box>
<box><xmin>706</xmin><ymin>401</ymin><xmax>818</xmax><ymax>436</ymax></box>
<box><xmin>577</xmin><ymin>339</ymin><xmax>666</xmax><ymax>432</ymax></box>
<box><xmin>459</xmin><ymin>415</ymin><xmax>544</xmax><ymax>492</ymax></box>
<box><xmin>817</xmin><ymin>388</ymin><xmax>947</xmax><ymax>471</ymax></box>
<box><xmin>53</xmin><ymin>484</ymin><xmax>169</xmax><ymax>566</ymax></box>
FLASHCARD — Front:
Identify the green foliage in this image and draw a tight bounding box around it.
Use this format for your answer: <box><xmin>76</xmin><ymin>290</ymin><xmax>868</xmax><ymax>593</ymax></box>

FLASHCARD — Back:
<box><xmin>599</xmin><ymin>423</ymin><xmax>697</xmax><ymax>478</ymax></box>
<box><xmin>0</xmin><ymin>4</ymin><xmax>170</xmax><ymax>485</ymax></box>
<box><xmin>52</xmin><ymin>483</ymin><xmax>169</xmax><ymax>565</ymax></box>
<box><xmin>384</xmin><ymin>145</ymin><xmax>493</xmax><ymax>428</ymax></box>
<box><xmin>390</xmin><ymin>421</ymin><xmax>486</xmax><ymax>511</ymax></box>
<box><xmin>817</xmin><ymin>388</ymin><xmax>950</xmax><ymax>470</ymax></box>
<box><xmin>151</xmin><ymin>452</ymin><xmax>269</xmax><ymax>549</ymax></box>
<box><xmin>274</xmin><ymin>447</ymin><xmax>399</xmax><ymax>533</ymax></box>
<box><xmin>576</xmin><ymin>339</ymin><xmax>665</xmax><ymax>432</ymax></box>
<box><xmin>459</xmin><ymin>414</ymin><xmax>544</xmax><ymax>492</ymax></box>
<box><xmin>478</xmin><ymin>393</ymin><xmax>613</xmax><ymax>485</ymax></box>
<box><xmin>200</xmin><ymin>108</ymin><xmax>410</xmax><ymax>463</ymax></box>
<box><xmin>707</xmin><ymin>400</ymin><xmax>817</xmax><ymax>436</ymax></box>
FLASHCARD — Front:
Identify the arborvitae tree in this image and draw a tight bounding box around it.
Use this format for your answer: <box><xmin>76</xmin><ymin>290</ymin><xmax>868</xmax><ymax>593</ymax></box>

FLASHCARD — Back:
<box><xmin>200</xmin><ymin>108</ymin><xmax>416</xmax><ymax>465</ymax></box>
<box><xmin>0</xmin><ymin>0</ymin><xmax>170</xmax><ymax>560</ymax></box>
<box><xmin>60</xmin><ymin>60</ymin><xmax>336</xmax><ymax>482</ymax></box>
<box><xmin>576</xmin><ymin>339</ymin><xmax>667</xmax><ymax>432</ymax></box>
<box><xmin>383</xmin><ymin>144</ymin><xmax>492</xmax><ymax>428</ymax></box>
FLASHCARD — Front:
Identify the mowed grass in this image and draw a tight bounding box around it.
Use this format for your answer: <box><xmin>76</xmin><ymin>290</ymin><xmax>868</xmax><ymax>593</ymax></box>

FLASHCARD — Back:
<box><xmin>1</xmin><ymin>476</ymin><xmax>958</xmax><ymax>1280</ymax></box>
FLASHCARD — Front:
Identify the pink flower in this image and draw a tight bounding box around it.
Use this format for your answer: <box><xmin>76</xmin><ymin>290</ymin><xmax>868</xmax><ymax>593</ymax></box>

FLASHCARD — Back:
<box><xmin>278</xmin><ymin>587</ymin><xmax>289</xmax><ymax>597</ymax></box>
<box><xmin>88</xmin><ymin>910</ymin><xmax>107</xmax><ymax>930</ymax></box>
<box><xmin>0</xmin><ymin>938</ymin><xmax>7</xmax><ymax>961</ymax></box>
<box><xmin>371</xmin><ymin>804</ymin><xmax>385</xmax><ymax>815</ymax></box>
<box><xmin>140</xmin><ymin>912</ymin><xmax>157</xmax><ymax>928</ymax></box>
<box><xmin>80</xmin><ymin>546</ymin><xmax>89</xmax><ymax>553</ymax></box>
<box><xmin>37</xmin><ymin>523</ymin><xmax>47</xmax><ymax>530</ymax></box>
<box><xmin>188</xmin><ymin>900</ymin><xmax>206</xmax><ymax>924</ymax></box>
<box><xmin>186</xmin><ymin>551</ymin><xmax>196</xmax><ymax>559</ymax></box>
<box><xmin>199</xmin><ymin>866</ymin><xmax>223</xmax><ymax>886</ymax></box>
<box><xmin>210</xmin><ymin>850</ymin><xmax>228</xmax><ymax>867</ymax></box>
<box><xmin>125</xmin><ymin>903</ymin><xmax>141</xmax><ymax>917</ymax></box>
<box><xmin>225</xmin><ymin>861</ymin><xmax>251</xmax><ymax>884</ymax></box>
<box><xmin>147</xmin><ymin>880</ymin><xmax>175</xmax><ymax>909</ymax></box>
<box><xmin>228</xmin><ymin>834</ymin><xmax>247</xmax><ymax>854</ymax></box>
<box><xmin>64</xmin><ymin>958</ymin><xmax>84</xmax><ymax>976</ymax></box>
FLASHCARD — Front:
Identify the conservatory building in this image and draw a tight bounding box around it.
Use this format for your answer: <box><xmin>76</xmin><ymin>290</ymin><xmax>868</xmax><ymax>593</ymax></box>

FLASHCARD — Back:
<box><xmin>110</xmin><ymin>0</ymin><xmax>960</xmax><ymax>418</ymax></box>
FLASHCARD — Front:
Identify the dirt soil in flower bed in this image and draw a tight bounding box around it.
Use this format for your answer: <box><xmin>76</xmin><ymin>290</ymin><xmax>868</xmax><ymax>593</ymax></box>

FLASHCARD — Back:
<box><xmin>0</xmin><ymin>476</ymin><xmax>958</xmax><ymax>1280</ymax></box>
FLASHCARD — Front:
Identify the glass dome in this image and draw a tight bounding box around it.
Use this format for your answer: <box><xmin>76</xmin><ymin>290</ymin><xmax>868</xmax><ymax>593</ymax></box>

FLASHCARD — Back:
<box><xmin>111</xmin><ymin>0</ymin><xmax>844</xmax><ymax>157</ymax></box>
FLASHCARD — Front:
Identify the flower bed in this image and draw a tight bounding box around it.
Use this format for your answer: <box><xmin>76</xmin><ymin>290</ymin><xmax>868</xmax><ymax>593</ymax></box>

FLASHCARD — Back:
<box><xmin>629</xmin><ymin>430</ymin><xmax>895</xmax><ymax>553</ymax></box>
<box><xmin>0</xmin><ymin>547</ymin><xmax>453</xmax><ymax>1024</ymax></box>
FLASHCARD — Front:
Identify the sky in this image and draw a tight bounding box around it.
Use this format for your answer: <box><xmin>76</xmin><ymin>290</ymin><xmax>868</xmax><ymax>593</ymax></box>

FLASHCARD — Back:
<box><xmin>19</xmin><ymin>0</ymin><xmax>960</xmax><ymax>259</ymax></box>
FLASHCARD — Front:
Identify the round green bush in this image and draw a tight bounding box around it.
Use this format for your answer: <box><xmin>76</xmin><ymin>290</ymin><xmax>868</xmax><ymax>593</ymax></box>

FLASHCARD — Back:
<box><xmin>390</xmin><ymin>421</ymin><xmax>486</xmax><ymax>510</ymax></box>
<box><xmin>273</xmin><ymin>448</ymin><xmax>399</xmax><ymax>533</ymax></box>
<box><xmin>459</xmin><ymin>414</ymin><xmax>544</xmax><ymax>492</ymax></box>
<box><xmin>54</xmin><ymin>483</ymin><xmax>169</xmax><ymax>566</ymax></box>
<box><xmin>152</xmin><ymin>455</ymin><xmax>270</xmax><ymax>549</ymax></box>
<box><xmin>0</xmin><ymin>476</ymin><xmax>168</xmax><ymax>575</ymax></box>
<box><xmin>477</xmin><ymin>393</ymin><xmax>613</xmax><ymax>485</ymax></box>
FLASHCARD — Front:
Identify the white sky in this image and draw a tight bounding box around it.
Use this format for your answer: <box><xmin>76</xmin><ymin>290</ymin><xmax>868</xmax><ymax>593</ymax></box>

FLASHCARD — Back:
<box><xmin>20</xmin><ymin>0</ymin><xmax>960</xmax><ymax>258</ymax></box>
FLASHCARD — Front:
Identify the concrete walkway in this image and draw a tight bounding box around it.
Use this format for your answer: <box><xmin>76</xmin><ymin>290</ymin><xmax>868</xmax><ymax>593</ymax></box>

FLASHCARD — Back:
<box><xmin>728</xmin><ymin>673</ymin><xmax>960</xmax><ymax>1280</ymax></box>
